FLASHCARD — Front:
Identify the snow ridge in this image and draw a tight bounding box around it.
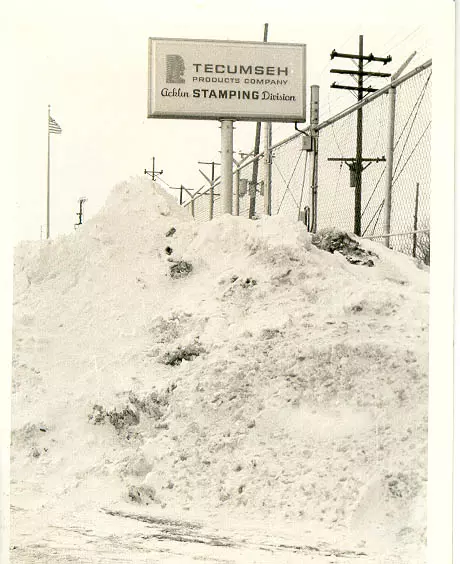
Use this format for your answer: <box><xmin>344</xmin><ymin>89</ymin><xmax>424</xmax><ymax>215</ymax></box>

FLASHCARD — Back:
<box><xmin>11</xmin><ymin>177</ymin><xmax>429</xmax><ymax>562</ymax></box>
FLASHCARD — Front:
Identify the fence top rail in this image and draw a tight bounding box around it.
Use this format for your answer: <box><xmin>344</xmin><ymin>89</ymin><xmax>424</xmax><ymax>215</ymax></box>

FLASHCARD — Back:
<box><xmin>248</xmin><ymin>58</ymin><xmax>432</xmax><ymax>153</ymax></box>
<box><xmin>316</xmin><ymin>59</ymin><xmax>432</xmax><ymax>133</ymax></box>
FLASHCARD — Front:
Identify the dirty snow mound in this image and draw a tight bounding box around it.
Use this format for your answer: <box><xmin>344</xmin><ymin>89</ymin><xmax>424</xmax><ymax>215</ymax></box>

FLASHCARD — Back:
<box><xmin>11</xmin><ymin>176</ymin><xmax>429</xmax><ymax>563</ymax></box>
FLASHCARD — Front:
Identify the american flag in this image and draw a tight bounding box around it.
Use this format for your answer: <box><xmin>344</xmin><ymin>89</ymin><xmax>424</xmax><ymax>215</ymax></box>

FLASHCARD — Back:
<box><xmin>49</xmin><ymin>115</ymin><xmax>62</xmax><ymax>134</ymax></box>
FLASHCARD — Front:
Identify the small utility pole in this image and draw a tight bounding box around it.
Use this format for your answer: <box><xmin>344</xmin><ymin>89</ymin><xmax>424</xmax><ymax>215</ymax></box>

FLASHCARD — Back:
<box><xmin>249</xmin><ymin>23</ymin><xmax>269</xmax><ymax>219</ymax></box>
<box><xmin>74</xmin><ymin>197</ymin><xmax>87</xmax><ymax>229</ymax></box>
<box><xmin>144</xmin><ymin>157</ymin><xmax>163</xmax><ymax>181</ymax></box>
<box><xmin>164</xmin><ymin>184</ymin><xmax>194</xmax><ymax>205</ymax></box>
<box><xmin>330</xmin><ymin>36</ymin><xmax>391</xmax><ymax>236</ymax></box>
<box><xmin>198</xmin><ymin>160</ymin><xmax>220</xmax><ymax>220</ymax></box>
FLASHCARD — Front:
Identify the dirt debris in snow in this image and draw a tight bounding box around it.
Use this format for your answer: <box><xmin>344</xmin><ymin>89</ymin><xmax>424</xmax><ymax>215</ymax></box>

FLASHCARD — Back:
<box><xmin>312</xmin><ymin>228</ymin><xmax>377</xmax><ymax>266</ymax></box>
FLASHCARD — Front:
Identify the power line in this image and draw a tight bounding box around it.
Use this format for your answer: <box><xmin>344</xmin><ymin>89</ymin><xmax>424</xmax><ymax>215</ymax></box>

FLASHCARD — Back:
<box><xmin>328</xmin><ymin>161</ymin><xmax>344</xmax><ymax>225</ymax></box>
<box><xmin>392</xmin><ymin>120</ymin><xmax>431</xmax><ymax>188</ymax></box>
<box><xmin>393</xmin><ymin>72</ymin><xmax>432</xmax><ymax>182</ymax></box>
<box><xmin>318</xmin><ymin>26</ymin><xmax>361</xmax><ymax>78</ymax></box>
<box><xmin>394</xmin><ymin>70</ymin><xmax>432</xmax><ymax>151</ymax></box>
<box><xmin>361</xmin><ymin>166</ymin><xmax>386</xmax><ymax>218</ymax></box>
<box><xmin>362</xmin><ymin>198</ymin><xmax>384</xmax><ymax>236</ymax></box>
<box><xmin>298</xmin><ymin>151</ymin><xmax>309</xmax><ymax>215</ymax></box>
<box><xmin>385</xmin><ymin>26</ymin><xmax>422</xmax><ymax>54</ymax></box>
<box><xmin>275</xmin><ymin>151</ymin><xmax>304</xmax><ymax>213</ymax></box>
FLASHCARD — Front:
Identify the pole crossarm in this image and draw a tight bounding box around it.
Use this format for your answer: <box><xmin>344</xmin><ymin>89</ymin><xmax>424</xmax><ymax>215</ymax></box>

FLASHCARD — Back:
<box><xmin>144</xmin><ymin>156</ymin><xmax>163</xmax><ymax>180</ymax></box>
<box><xmin>330</xmin><ymin>49</ymin><xmax>392</xmax><ymax>64</ymax></box>
<box><xmin>327</xmin><ymin>157</ymin><xmax>386</xmax><ymax>163</ymax></box>
<box><xmin>199</xmin><ymin>169</ymin><xmax>222</xmax><ymax>186</ymax></box>
<box><xmin>331</xmin><ymin>83</ymin><xmax>378</xmax><ymax>93</ymax></box>
<box><xmin>319</xmin><ymin>59</ymin><xmax>432</xmax><ymax>132</ymax></box>
<box><xmin>329</xmin><ymin>35</ymin><xmax>393</xmax><ymax>236</ymax></box>
<box><xmin>198</xmin><ymin>161</ymin><xmax>221</xmax><ymax>167</ymax></box>
<box><xmin>330</xmin><ymin>69</ymin><xmax>391</xmax><ymax>78</ymax></box>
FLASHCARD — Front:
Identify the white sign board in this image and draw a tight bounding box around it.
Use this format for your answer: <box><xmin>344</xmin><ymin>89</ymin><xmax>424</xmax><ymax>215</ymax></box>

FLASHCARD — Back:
<box><xmin>148</xmin><ymin>38</ymin><xmax>306</xmax><ymax>122</ymax></box>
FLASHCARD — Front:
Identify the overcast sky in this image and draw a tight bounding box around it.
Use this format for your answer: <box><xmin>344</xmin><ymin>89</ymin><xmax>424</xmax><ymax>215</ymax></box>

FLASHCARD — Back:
<box><xmin>3</xmin><ymin>0</ymin><xmax>449</xmax><ymax>242</ymax></box>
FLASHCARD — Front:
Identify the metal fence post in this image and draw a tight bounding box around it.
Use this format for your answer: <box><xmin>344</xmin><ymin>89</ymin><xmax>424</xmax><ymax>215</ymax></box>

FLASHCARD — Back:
<box><xmin>234</xmin><ymin>167</ymin><xmax>240</xmax><ymax>216</ymax></box>
<box><xmin>383</xmin><ymin>53</ymin><xmax>417</xmax><ymax>247</ymax></box>
<box><xmin>209</xmin><ymin>187</ymin><xmax>213</xmax><ymax>220</ymax></box>
<box><xmin>383</xmin><ymin>82</ymin><xmax>396</xmax><ymax>247</ymax></box>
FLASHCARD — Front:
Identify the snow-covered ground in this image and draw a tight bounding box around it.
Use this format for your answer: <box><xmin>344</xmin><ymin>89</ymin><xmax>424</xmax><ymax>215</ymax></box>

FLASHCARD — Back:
<box><xmin>11</xmin><ymin>177</ymin><xmax>429</xmax><ymax>562</ymax></box>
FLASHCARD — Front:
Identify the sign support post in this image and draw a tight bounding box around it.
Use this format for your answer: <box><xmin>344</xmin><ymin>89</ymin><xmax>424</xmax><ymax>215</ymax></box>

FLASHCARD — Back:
<box><xmin>220</xmin><ymin>120</ymin><xmax>234</xmax><ymax>215</ymax></box>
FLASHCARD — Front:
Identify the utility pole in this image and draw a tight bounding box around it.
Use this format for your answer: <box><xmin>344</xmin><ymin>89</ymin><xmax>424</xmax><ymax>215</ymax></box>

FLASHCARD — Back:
<box><xmin>330</xmin><ymin>36</ymin><xmax>391</xmax><ymax>236</ymax></box>
<box><xmin>355</xmin><ymin>35</ymin><xmax>364</xmax><ymax>236</ymax></box>
<box><xmin>74</xmin><ymin>197</ymin><xmax>87</xmax><ymax>229</ymax></box>
<box><xmin>249</xmin><ymin>23</ymin><xmax>269</xmax><ymax>219</ymax></box>
<box><xmin>165</xmin><ymin>185</ymin><xmax>194</xmax><ymax>205</ymax></box>
<box><xmin>144</xmin><ymin>156</ymin><xmax>163</xmax><ymax>181</ymax></box>
<box><xmin>198</xmin><ymin>160</ymin><xmax>221</xmax><ymax>220</ymax></box>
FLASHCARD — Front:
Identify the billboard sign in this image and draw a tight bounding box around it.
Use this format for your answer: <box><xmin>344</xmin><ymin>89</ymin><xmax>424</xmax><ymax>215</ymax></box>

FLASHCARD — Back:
<box><xmin>148</xmin><ymin>38</ymin><xmax>306</xmax><ymax>122</ymax></box>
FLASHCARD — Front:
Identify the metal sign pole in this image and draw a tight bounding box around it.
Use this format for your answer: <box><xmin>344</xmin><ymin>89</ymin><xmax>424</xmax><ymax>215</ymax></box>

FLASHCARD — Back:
<box><xmin>220</xmin><ymin>120</ymin><xmax>234</xmax><ymax>215</ymax></box>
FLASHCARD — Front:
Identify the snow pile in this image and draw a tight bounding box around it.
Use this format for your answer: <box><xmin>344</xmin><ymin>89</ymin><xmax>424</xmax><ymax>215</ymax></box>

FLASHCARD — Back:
<box><xmin>11</xmin><ymin>176</ymin><xmax>429</xmax><ymax>562</ymax></box>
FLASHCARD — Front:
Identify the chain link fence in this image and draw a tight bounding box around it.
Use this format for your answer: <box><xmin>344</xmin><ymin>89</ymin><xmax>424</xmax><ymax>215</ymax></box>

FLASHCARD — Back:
<box><xmin>184</xmin><ymin>60</ymin><xmax>431</xmax><ymax>264</ymax></box>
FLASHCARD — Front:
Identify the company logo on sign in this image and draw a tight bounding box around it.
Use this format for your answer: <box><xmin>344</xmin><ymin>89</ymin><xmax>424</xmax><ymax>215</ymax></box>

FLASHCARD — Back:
<box><xmin>166</xmin><ymin>55</ymin><xmax>186</xmax><ymax>84</ymax></box>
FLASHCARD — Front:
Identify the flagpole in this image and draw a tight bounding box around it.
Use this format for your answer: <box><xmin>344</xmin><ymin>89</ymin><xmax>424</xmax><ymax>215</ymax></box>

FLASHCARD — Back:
<box><xmin>46</xmin><ymin>105</ymin><xmax>51</xmax><ymax>239</ymax></box>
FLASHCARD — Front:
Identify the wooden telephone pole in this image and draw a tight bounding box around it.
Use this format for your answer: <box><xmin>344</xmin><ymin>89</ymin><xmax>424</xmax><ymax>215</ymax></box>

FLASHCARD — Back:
<box><xmin>198</xmin><ymin>160</ymin><xmax>221</xmax><ymax>220</ymax></box>
<box><xmin>144</xmin><ymin>157</ymin><xmax>163</xmax><ymax>181</ymax></box>
<box><xmin>330</xmin><ymin>36</ymin><xmax>391</xmax><ymax>236</ymax></box>
<box><xmin>74</xmin><ymin>197</ymin><xmax>87</xmax><ymax>229</ymax></box>
<box><xmin>249</xmin><ymin>23</ymin><xmax>269</xmax><ymax>219</ymax></box>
